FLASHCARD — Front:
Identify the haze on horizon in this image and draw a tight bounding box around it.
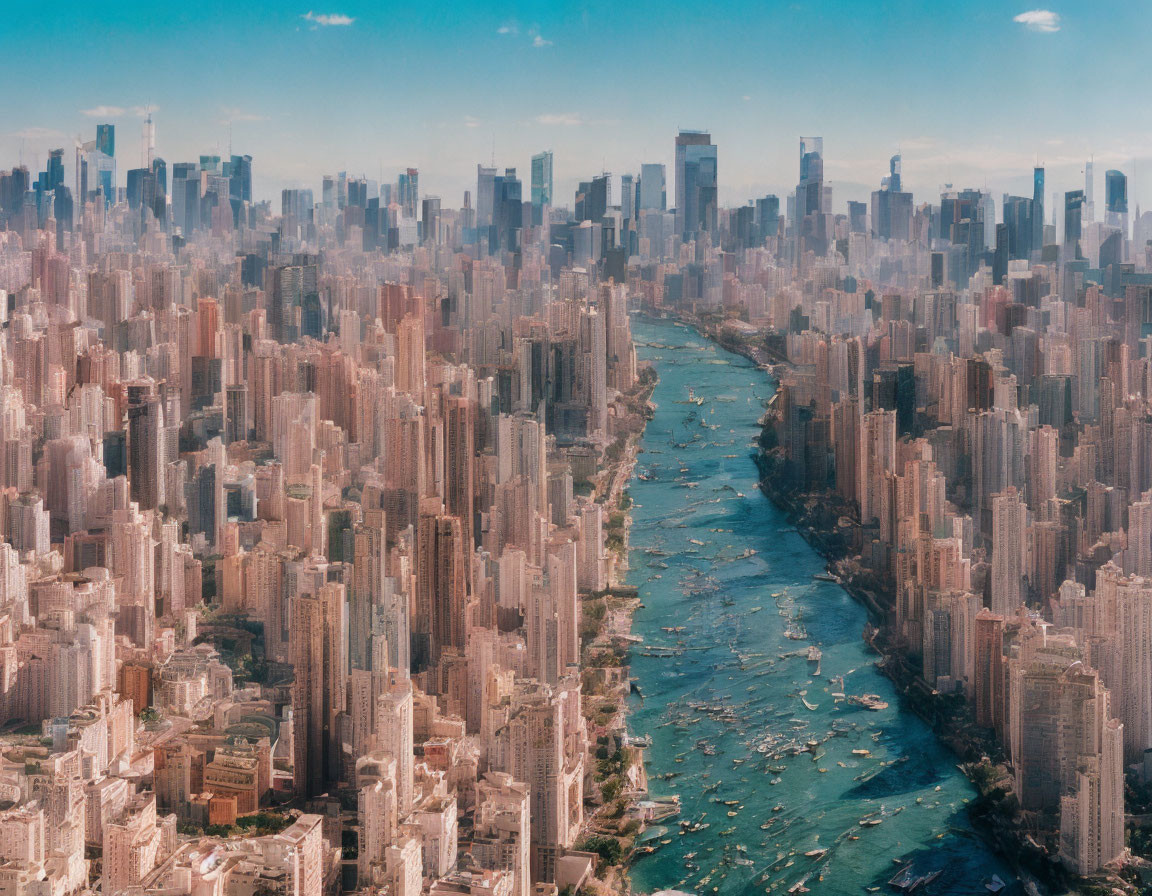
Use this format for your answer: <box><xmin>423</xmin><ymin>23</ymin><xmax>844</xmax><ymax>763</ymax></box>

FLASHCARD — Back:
<box><xmin>4</xmin><ymin>0</ymin><xmax>1152</xmax><ymax>212</ymax></box>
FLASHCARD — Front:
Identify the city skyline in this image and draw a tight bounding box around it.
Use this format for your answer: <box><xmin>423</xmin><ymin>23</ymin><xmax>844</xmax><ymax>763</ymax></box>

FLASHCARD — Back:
<box><xmin>5</xmin><ymin>2</ymin><xmax>1152</xmax><ymax>894</ymax></box>
<box><xmin>5</xmin><ymin>1</ymin><xmax>1152</xmax><ymax>208</ymax></box>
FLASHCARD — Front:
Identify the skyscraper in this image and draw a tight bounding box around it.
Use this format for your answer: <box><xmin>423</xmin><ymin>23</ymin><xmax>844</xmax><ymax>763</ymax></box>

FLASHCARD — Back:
<box><xmin>674</xmin><ymin>130</ymin><xmax>717</xmax><ymax>243</ymax></box>
<box><xmin>795</xmin><ymin>136</ymin><xmax>828</xmax><ymax>255</ymax></box>
<box><xmin>530</xmin><ymin>151</ymin><xmax>552</xmax><ymax>225</ymax></box>
<box><xmin>96</xmin><ymin>123</ymin><xmax>114</xmax><ymax>158</ymax></box>
<box><xmin>638</xmin><ymin>163</ymin><xmax>666</xmax><ymax>211</ymax></box>
<box><xmin>1031</xmin><ymin>166</ymin><xmax>1045</xmax><ymax>251</ymax></box>
<box><xmin>1105</xmin><ymin>169</ymin><xmax>1128</xmax><ymax>234</ymax></box>
<box><xmin>871</xmin><ymin>154</ymin><xmax>912</xmax><ymax>241</ymax></box>
<box><xmin>398</xmin><ymin>168</ymin><xmax>419</xmax><ymax>219</ymax></box>
<box><xmin>1003</xmin><ymin>196</ymin><xmax>1034</xmax><ymax>260</ymax></box>
<box><xmin>1064</xmin><ymin>190</ymin><xmax>1085</xmax><ymax>258</ymax></box>
<box><xmin>228</xmin><ymin>154</ymin><xmax>252</xmax><ymax>204</ymax></box>
<box><xmin>476</xmin><ymin>164</ymin><xmax>497</xmax><ymax>228</ymax></box>
<box><xmin>421</xmin><ymin>196</ymin><xmax>441</xmax><ymax>245</ymax></box>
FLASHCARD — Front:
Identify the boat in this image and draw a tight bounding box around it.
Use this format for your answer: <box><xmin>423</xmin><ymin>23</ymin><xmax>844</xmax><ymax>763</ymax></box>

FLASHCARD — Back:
<box><xmin>812</xmin><ymin>572</ymin><xmax>838</xmax><ymax>582</ymax></box>
<box><xmin>851</xmin><ymin>749</ymin><xmax>871</xmax><ymax>757</ymax></box>
<box><xmin>888</xmin><ymin>865</ymin><xmax>942</xmax><ymax>891</ymax></box>
<box><xmin>846</xmin><ymin>694</ymin><xmax>889</xmax><ymax>711</ymax></box>
<box><xmin>858</xmin><ymin>818</ymin><xmax>883</xmax><ymax>827</ymax></box>
<box><xmin>806</xmin><ymin>646</ymin><xmax>822</xmax><ymax>664</ymax></box>
<box><xmin>985</xmin><ymin>875</ymin><xmax>1007</xmax><ymax>893</ymax></box>
<box><xmin>801</xmin><ymin>698</ymin><xmax>818</xmax><ymax>711</ymax></box>
<box><xmin>784</xmin><ymin>623</ymin><xmax>807</xmax><ymax>641</ymax></box>
<box><xmin>804</xmin><ymin>849</ymin><xmax>826</xmax><ymax>859</ymax></box>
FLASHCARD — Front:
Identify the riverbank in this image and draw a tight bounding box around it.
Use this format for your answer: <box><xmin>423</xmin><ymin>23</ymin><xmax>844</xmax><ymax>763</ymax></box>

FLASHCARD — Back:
<box><xmin>575</xmin><ymin>361</ymin><xmax>659</xmax><ymax>896</ymax></box>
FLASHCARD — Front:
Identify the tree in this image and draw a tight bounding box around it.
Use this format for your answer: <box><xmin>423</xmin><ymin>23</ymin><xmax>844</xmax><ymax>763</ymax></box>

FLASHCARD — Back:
<box><xmin>576</xmin><ymin>835</ymin><xmax>623</xmax><ymax>867</ymax></box>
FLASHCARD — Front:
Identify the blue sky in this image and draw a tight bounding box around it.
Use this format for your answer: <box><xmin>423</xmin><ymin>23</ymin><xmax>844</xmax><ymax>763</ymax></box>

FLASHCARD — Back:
<box><xmin>4</xmin><ymin>0</ymin><xmax>1152</xmax><ymax>212</ymax></box>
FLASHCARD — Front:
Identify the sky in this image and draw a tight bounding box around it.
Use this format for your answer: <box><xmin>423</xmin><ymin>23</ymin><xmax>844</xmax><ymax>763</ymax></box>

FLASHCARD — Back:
<box><xmin>4</xmin><ymin>0</ymin><xmax>1152</xmax><ymax>215</ymax></box>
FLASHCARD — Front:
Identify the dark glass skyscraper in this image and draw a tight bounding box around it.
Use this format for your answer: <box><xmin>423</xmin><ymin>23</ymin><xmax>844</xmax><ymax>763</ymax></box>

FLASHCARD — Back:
<box><xmin>228</xmin><ymin>154</ymin><xmax>252</xmax><ymax>203</ymax></box>
<box><xmin>1033</xmin><ymin>166</ymin><xmax>1045</xmax><ymax>250</ymax></box>
<box><xmin>1003</xmin><ymin>196</ymin><xmax>1034</xmax><ymax>260</ymax></box>
<box><xmin>530</xmin><ymin>151</ymin><xmax>552</xmax><ymax>225</ymax></box>
<box><xmin>1064</xmin><ymin>189</ymin><xmax>1084</xmax><ymax>257</ymax></box>
<box><xmin>1105</xmin><ymin>169</ymin><xmax>1127</xmax><ymax>232</ymax></box>
<box><xmin>96</xmin><ymin>123</ymin><xmax>114</xmax><ymax>158</ymax></box>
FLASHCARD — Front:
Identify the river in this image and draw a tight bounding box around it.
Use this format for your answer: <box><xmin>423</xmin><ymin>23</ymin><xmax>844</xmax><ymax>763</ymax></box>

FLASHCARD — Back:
<box><xmin>625</xmin><ymin>318</ymin><xmax>1016</xmax><ymax>896</ymax></box>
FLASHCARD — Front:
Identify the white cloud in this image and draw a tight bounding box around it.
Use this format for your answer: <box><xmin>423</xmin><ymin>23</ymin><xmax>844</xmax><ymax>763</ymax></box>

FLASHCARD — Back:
<box><xmin>464</xmin><ymin>116</ymin><xmax>481</xmax><ymax>128</ymax></box>
<box><xmin>742</xmin><ymin>95</ymin><xmax>751</xmax><ymax>101</ymax></box>
<box><xmin>81</xmin><ymin>105</ymin><xmax>154</xmax><ymax>118</ymax></box>
<box><xmin>221</xmin><ymin>107</ymin><xmax>268</xmax><ymax>124</ymax></box>
<box><xmin>497</xmin><ymin>23</ymin><xmax>518</xmax><ymax>35</ymax></box>
<box><xmin>302</xmin><ymin>11</ymin><xmax>354</xmax><ymax>26</ymax></box>
<box><xmin>1013</xmin><ymin>9</ymin><xmax>1060</xmax><ymax>32</ymax></box>
<box><xmin>525</xmin><ymin>26</ymin><xmax>552</xmax><ymax>47</ymax></box>
<box><xmin>535</xmin><ymin>113</ymin><xmax>582</xmax><ymax>127</ymax></box>
<box><xmin>81</xmin><ymin>105</ymin><xmax>124</xmax><ymax>118</ymax></box>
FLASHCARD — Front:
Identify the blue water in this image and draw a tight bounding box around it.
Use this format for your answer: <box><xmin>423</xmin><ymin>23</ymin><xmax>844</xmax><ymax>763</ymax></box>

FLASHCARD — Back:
<box><xmin>625</xmin><ymin>318</ymin><xmax>1014</xmax><ymax>896</ymax></box>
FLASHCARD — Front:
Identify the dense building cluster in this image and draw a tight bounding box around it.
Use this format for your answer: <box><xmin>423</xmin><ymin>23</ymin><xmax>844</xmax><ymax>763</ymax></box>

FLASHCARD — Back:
<box><xmin>762</xmin><ymin>143</ymin><xmax>1152</xmax><ymax>876</ymax></box>
<box><xmin>2</xmin><ymin>112</ymin><xmax>1150</xmax><ymax>893</ymax></box>
<box><xmin>0</xmin><ymin>123</ymin><xmax>656</xmax><ymax>896</ymax></box>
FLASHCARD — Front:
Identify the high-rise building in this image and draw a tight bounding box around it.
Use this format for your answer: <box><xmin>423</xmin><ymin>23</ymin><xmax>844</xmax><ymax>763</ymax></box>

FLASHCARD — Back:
<box><xmin>476</xmin><ymin>164</ymin><xmax>497</xmax><ymax>229</ymax></box>
<box><xmin>638</xmin><ymin>163</ymin><xmax>666</xmax><ymax>211</ymax></box>
<box><xmin>228</xmin><ymin>154</ymin><xmax>252</xmax><ymax>204</ymax></box>
<box><xmin>530</xmin><ymin>151</ymin><xmax>552</xmax><ymax>225</ymax></box>
<box><xmin>398</xmin><ymin>168</ymin><xmax>419</xmax><ymax>218</ymax></box>
<box><xmin>795</xmin><ymin>136</ymin><xmax>830</xmax><ymax>255</ymax></box>
<box><xmin>416</xmin><ymin>510</ymin><xmax>467</xmax><ymax>668</ymax></box>
<box><xmin>1033</xmin><ymin>166</ymin><xmax>1045</xmax><ymax>251</ymax></box>
<box><xmin>1002</xmin><ymin>195</ymin><xmax>1034</xmax><ymax>260</ymax></box>
<box><xmin>871</xmin><ymin>154</ymin><xmax>912</xmax><ymax>241</ymax></box>
<box><xmin>422</xmin><ymin>196</ymin><xmax>441</xmax><ymax>245</ymax></box>
<box><xmin>991</xmin><ymin>489</ymin><xmax>1026</xmax><ymax>615</ymax></box>
<box><xmin>96</xmin><ymin>123</ymin><xmax>114</xmax><ymax>158</ymax></box>
<box><xmin>1064</xmin><ymin>189</ymin><xmax>1085</xmax><ymax>257</ymax></box>
<box><xmin>674</xmin><ymin>130</ymin><xmax>717</xmax><ymax>243</ymax></box>
<box><xmin>290</xmin><ymin>578</ymin><xmax>347</xmax><ymax>796</ymax></box>
<box><xmin>126</xmin><ymin>380</ymin><xmax>166</xmax><ymax>511</ymax></box>
<box><xmin>1105</xmin><ymin>169</ymin><xmax>1128</xmax><ymax>234</ymax></box>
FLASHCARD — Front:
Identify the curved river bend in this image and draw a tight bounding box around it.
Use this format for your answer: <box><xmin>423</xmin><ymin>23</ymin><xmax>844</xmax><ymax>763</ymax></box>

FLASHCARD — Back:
<box><xmin>626</xmin><ymin>318</ymin><xmax>1014</xmax><ymax>896</ymax></box>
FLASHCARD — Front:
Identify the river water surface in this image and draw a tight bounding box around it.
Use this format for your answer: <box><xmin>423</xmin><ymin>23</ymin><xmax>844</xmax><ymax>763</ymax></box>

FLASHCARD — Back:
<box><xmin>625</xmin><ymin>318</ymin><xmax>1015</xmax><ymax>896</ymax></box>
